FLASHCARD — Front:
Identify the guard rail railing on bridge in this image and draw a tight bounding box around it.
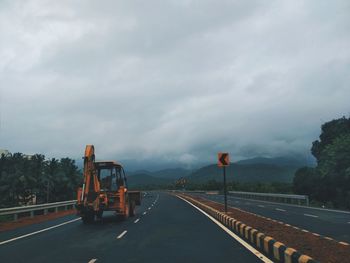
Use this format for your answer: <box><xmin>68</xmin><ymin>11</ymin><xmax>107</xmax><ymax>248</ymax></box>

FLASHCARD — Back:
<box><xmin>228</xmin><ymin>191</ymin><xmax>309</xmax><ymax>206</ymax></box>
<box><xmin>173</xmin><ymin>190</ymin><xmax>309</xmax><ymax>206</ymax></box>
<box><xmin>0</xmin><ymin>200</ymin><xmax>76</xmax><ymax>221</ymax></box>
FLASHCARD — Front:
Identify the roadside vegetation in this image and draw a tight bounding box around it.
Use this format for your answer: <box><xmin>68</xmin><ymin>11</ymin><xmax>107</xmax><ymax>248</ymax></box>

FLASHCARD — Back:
<box><xmin>293</xmin><ymin>116</ymin><xmax>350</xmax><ymax>209</ymax></box>
<box><xmin>0</xmin><ymin>153</ymin><xmax>81</xmax><ymax>208</ymax></box>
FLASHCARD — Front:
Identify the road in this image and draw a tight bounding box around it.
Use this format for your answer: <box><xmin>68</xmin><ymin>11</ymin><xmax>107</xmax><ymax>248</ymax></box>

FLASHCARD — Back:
<box><xmin>0</xmin><ymin>192</ymin><xmax>267</xmax><ymax>263</ymax></box>
<box><xmin>194</xmin><ymin>193</ymin><xmax>350</xmax><ymax>243</ymax></box>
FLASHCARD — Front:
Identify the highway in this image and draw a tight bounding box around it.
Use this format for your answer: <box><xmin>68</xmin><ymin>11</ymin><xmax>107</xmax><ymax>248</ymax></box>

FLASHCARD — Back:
<box><xmin>194</xmin><ymin>193</ymin><xmax>350</xmax><ymax>243</ymax></box>
<box><xmin>0</xmin><ymin>192</ymin><xmax>268</xmax><ymax>263</ymax></box>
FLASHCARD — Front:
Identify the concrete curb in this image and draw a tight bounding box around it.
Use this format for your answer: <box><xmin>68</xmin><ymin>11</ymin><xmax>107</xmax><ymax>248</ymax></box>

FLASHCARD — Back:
<box><xmin>178</xmin><ymin>194</ymin><xmax>319</xmax><ymax>263</ymax></box>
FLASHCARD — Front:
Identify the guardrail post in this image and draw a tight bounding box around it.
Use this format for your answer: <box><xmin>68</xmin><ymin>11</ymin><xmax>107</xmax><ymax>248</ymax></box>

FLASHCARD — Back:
<box><xmin>14</xmin><ymin>213</ymin><xmax>18</xmax><ymax>221</ymax></box>
<box><xmin>55</xmin><ymin>207</ymin><xmax>58</xmax><ymax>213</ymax></box>
<box><xmin>306</xmin><ymin>196</ymin><xmax>309</xmax><ymax>206</ymax></box>
<box><xmin>30</xmin><ymin>211</ymin><xmax>34</xmax><ymax>218</ymax></box>
<box><xmin>64</xmin><ymin>205</ymin><xmax>67</xmax><ymax>211</ymax></box>
<box><xmin>44</xmin><ymin>209</ymin><xmax>48</xmax><ymax>215</ymax></box>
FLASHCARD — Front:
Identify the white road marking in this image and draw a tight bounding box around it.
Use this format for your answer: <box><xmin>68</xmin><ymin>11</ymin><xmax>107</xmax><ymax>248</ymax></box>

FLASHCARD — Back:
<box><xmin>143</xmin><ymin>211</ymin><xmax>147</xmax><ymax>215</ymax></box>
<box><xmin>148</xmin><ymin>207</ymin><xmax>151</xmax><ymax>210</ymax></box>
<box><xmin>258</xmin><ymin>205</ymin><xmax>265</xmax><ymax>208</ymax></box>
<box><xmin>304</xmin><ymin>213</ymin><xmax>318</xmax><ymax>218</ymax></box>
<box><xmin>275</xmin><ymin>208</ymin><xmax>286</xmax><ymax>212</ymax></box>
<box><xmin>177</xmin><ymin>196</ymin><xmax>273</xmax><ymax>263</ymax></box>
<box><xmin>347</xmin><ymin>222</ymin><xmax>350</xmax><ymax>224</ymax></box>
<box><xmin>117</xmin><ymin>230</ymin><xmax>127</xmax><ymax>239</ymax></box>
<box><xmin>0</xmin><ymin>218</ymin><xmax>81</xmax><ymax>245</ymax></box>
<box><xmin>134</xmin><ymin>218</ymin><xmax>140</xmax><ymax>223</ymax></box>
<box><xmin>88</xmin><ymin>259</ymin><xmax>97</xmax><ymax>263</ymax></box>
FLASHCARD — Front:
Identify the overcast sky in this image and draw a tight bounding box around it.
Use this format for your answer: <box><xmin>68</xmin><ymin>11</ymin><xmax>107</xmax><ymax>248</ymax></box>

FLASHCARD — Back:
<box><xmin>1</xmin><ymin>0</ymin><xmax>349</xmax><ymax>168</ymax></box>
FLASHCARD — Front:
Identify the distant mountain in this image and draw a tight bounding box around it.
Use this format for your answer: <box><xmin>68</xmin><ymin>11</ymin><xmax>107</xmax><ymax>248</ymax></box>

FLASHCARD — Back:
<box><xmin>235</xmin><ymin>155</ymin><xmax>315</xmax><ymax>167</ymax></box>
<box><xmin>151</xmin><ymin>168</ymin><xmax>191</xmax><ymax>179</ymax></box>
<box><xmin>187</xmin><ymin>162</ymin><xmax>298</xmax><ymax>183</ymax></box>
<box><xmin>127</xmin><ymin>170</ymin><xmax>152</xmax><ymax>176</ymax></box>
<box><xmin>127</xmin><ymin>168</ymin><xmax>191</xmax><ymax>179</ymax></box>
<box><xmin>127</xmin><ymin>173</ymin><xmax>173</xmax><ymax>189</ymax></box>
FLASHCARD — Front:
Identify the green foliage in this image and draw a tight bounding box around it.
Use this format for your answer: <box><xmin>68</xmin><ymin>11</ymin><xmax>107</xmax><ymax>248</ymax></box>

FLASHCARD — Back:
<box><xmin>0</xmin><ymin>153</ymin><xmax>82</xmax><ymax>208</ymax></box>
<box><xmin>294</xmin><ymin>116</ymin><xmax>350</xmax><ymax>209</ymax></box>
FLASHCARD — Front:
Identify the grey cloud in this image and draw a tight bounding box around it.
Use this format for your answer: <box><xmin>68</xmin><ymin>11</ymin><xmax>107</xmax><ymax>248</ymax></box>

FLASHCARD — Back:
<box><xmin>1</xmin><ymin>0</ymin><xmax>350</xmax><ymax>168</ymax></box>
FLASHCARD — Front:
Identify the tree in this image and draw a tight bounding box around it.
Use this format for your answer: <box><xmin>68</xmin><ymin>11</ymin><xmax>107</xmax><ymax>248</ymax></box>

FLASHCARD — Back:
<box><xmin>294</xmin><ymin>116</ymin><xmax>350</xmax><ymax>209</ymax></box>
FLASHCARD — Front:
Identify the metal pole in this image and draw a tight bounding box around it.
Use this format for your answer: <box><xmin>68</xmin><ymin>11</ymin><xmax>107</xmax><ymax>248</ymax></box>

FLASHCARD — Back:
<box><xmin>223</xmin><ymin>166</ymin><xmax>227</xmax><ymax>213</ymax></box>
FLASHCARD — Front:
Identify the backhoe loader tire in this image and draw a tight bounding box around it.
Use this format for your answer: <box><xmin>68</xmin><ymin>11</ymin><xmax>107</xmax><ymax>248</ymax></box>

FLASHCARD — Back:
<box><xmin>96</xmin><ymin>210</ymin><xmax>103</xmax><ymax>219</ymax></box>
<box><xmin>129</xmin><ymin>201</ymin><xmax>136</xmax><ymax>217</ymax></box>
<box><xmin>82</xmin><ymin>212</ymin><xmax>94</xmax><ymax>224</ymax></box>
<box><xmin>122</xmin><ymin>202</ymin><xmax>130</xmax><ymax>220</ymax></box>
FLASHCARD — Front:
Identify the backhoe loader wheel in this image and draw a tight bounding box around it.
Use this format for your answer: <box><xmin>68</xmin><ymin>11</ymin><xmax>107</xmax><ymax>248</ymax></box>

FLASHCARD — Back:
<box><xmin>96</xmin><ymin>210</ymin><xmax>103</xmax><ymax>219</ymax></box>
<box><xmin>82</xmin><ymin>212</ymin><xmax>94</xmax><ymax>224</ymax></box>
<box><xmin>129</xmin><ymin>201</ymin><xmax>136</xmax><ymax>217</ymax></box>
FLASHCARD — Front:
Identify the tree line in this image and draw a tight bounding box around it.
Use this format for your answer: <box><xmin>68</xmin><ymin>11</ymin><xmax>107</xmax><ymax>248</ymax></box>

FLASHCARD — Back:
<box><xmin>0</xmin><ymin>153</ymin><xmax>82</xmax><ymax>208</ymax></box>
<box><xmin>293</xmin><ymin>116</ymin><xmax>350</xmax><ymax>209</ymax></box>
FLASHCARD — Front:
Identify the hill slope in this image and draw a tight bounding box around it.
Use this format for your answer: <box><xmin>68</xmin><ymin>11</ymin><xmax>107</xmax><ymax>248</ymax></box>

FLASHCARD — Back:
<box><xmin>127</xmin><ymin>173</ymin><xmax>173</xmax><ymax>189</ymax></box>
<box><xmin>187</xmin><ymin>163</ymin><xmax>297</xmax><ymax>183</ymax></box>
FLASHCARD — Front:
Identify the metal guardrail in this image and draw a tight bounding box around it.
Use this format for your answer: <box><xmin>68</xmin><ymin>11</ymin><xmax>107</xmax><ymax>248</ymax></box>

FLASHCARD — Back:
<box><xmin>0</xmin><ymin>200</ymin><xmax>76</xmax><ymax>221</ymax></box>
<box><xmin>228</xmin><ymin>191</ymin><xmax>309</xmax><ymax>206</ymax></box>
<box><xmin>174</xmin><ymin>190</ymin><xmax>309</xmax><ymax>206</ymax></box>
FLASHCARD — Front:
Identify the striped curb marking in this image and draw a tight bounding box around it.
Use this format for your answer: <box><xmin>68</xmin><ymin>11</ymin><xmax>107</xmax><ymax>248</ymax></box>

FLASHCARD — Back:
<box><xmin>178</xmin><ymin>194</ymin><xmax>318</xmax><ymax>263</ymax></box>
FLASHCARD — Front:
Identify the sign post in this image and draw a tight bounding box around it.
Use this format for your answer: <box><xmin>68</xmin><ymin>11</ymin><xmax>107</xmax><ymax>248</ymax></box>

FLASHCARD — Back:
<box><xmin>218</xmin><ymin>153</ymin><xmax>229</xmax><ymax>213</ymax></box>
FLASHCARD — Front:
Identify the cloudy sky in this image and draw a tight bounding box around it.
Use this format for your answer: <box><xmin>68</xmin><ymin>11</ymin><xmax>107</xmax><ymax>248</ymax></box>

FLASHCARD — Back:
<box><xmin>1</xmin><ymin>0</ymin><xmax>349</xmax><ymax>168</ymax></box>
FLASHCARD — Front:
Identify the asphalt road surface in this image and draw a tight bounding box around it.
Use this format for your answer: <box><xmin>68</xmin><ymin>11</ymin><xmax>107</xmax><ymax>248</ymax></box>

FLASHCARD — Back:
<box><xmin>0</xmin><ymin>192</ymin><xmax>267</xmax><ymax>263</ymax></box>
<box><xmin>194</xmin><ymin>193</ymin><xmax>350</xmax><ymax>243</ymax></box>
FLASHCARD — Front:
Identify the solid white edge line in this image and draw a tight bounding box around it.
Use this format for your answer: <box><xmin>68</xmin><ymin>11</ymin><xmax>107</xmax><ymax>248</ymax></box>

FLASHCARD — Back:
<box><xmin>88</xmin><ymin>259</ymin><xmax>97</xmax><ymax>263</ymax></box>
<box><xmin>304</xmin><ymin>213</ymin><xmax>318</xmax><ymax>218</ymax></box>
<box><xmin>117</xmin><ymin>230</ymin><xmax>127</xmax><ymax>239</ymax></box>
<box><xmin>134</xmin><ymin>218</ymin><xmax>140</xmax><ymax>223</ymax></box>
<box><xmin>176</xmin><ymin>196</ymin><xmax>273</xmax><ymax>263</ymax></box>
<box><xmin>0</xmin><ymin>218</ymin><xmax>81</xmax><ymax>245</ymax></box>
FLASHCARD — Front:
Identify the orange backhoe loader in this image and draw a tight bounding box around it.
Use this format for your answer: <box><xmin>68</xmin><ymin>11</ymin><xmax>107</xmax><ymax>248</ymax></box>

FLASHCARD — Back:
<box><xmin>76</xmin><ymin>145</ymin><xmax>141</xmax><ymax>223</ymax></box>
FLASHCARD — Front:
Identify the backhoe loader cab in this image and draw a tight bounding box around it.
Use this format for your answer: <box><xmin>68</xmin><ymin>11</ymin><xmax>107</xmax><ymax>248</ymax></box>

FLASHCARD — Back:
<box><xmin>76</xmin><ymin>145</ymin><xmax>141</xmax><ymax>224</ymax></box>
<box><xmin>95</xmin><ymin>162</ymin><xmax>126</xmax><ymax>191</ymax></box>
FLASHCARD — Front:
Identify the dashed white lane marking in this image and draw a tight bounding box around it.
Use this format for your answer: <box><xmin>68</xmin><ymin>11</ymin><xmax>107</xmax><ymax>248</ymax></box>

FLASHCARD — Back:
<box><xmin>0</xmin><ymin>218</ymin><xmax>81</xmax><ymax>245</ymax></box>
<box><xmin>275</xmin><ymin>208</ymin><xmax>286</xmax><ymax>212</ymax></box>
<box><xmin>134</xmin><ymin>218</ymin><xmax>140</xmax><ymax>223</ymax></box>
<box><xmin>177</xmin><ymin>196</ymin><xmax>272</xmax><ymax>263</ymax></box>
<box><xmin>148</xmin><ymin>207</ymin><xmax>151</xmax><ymax>210</ymax></box>
<box><xmin>347</xmin><ymin>222</ymin><xmax>350</xmax><ymax>224</ymax></box>
<box><xmin>258</xmin><ymin>205</ymin><xmax>265</xmax><ymax>208</ymax></box>
<box><xmin>143</xmin><ymin>211</ymin><xmax>147</xmax><ymax>215</ymax></box>
<box><xmin>117</xmin><ymin>230</ymin><xmax>127</xmax><ymax>239</ymax></box>
<box><xmin>88</xmin><ymin>259</ymin><xmax>97</xmax><ymax>263</ymax></box>
<box><xmin>304</xmin><ymin>213</ymin><xmax>318</xmax><ymax>218</ymax></box>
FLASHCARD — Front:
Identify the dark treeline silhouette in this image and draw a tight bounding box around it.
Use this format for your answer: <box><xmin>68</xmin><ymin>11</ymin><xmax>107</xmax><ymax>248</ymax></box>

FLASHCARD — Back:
<box><xmin>294</xmin><ymin>116</ymin><xmax>350</xmax><ymax>209</ymax></box>
<box><xmin>0</xmin><ymin>153</ymin><xmax>82</xmax><ymax>208</ymax></box>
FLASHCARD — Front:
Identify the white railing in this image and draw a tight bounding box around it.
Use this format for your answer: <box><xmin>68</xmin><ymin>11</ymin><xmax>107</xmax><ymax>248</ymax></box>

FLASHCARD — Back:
<box><xmin>228</xmin><ymin>191</ymin><xmax>309</xmax><ymax>206</ymax></box>
<box><xmin>0</xmin><ymin>200</ymin><xmax>76</xmax><ymax>221</ymax></box>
